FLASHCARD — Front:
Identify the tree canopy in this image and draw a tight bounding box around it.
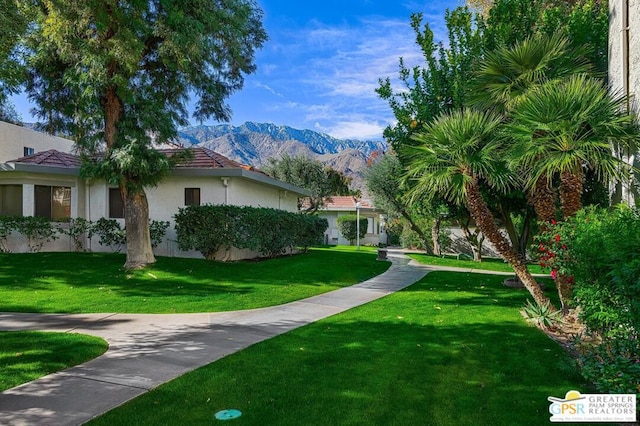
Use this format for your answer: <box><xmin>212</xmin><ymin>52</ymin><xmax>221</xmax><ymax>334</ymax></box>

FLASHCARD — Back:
<box><xmin>20</xmin><ymin>0</ymin><xmax>267</xmax><ymax>268</ymax></box>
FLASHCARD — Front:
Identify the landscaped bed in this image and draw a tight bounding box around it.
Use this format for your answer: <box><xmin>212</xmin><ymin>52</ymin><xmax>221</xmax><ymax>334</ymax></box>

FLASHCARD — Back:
<box><xmin>88</xmin><ymin>271</ymin><xmax>589</xmax><ymax>426</ymax></box>
<box><xmin>0</xmin><ymin>246</ymin><xmax>389</xmax><ymax>314</ymax></box>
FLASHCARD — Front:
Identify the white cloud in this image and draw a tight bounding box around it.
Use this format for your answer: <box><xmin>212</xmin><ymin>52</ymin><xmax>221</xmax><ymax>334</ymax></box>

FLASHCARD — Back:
<box><xmin>325</xmin><ymin>120</ymin><xmax>387</xmax><ymax>140</ymax></box>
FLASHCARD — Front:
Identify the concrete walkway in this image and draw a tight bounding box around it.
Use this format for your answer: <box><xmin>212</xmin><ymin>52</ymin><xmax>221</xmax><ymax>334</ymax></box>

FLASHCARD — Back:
<box><xmin>0</xmin><ymin>250</ymin><xmax>431</xmax><ymax>426</ymax></box>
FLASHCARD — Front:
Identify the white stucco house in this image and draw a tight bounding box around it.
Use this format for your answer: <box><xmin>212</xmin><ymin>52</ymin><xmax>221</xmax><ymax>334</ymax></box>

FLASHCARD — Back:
<box><xmin>609</xmin><ymin>0</ymin><xmax>639</xmax><ymax>204</ymax></box>
<box><xmin>0</xmin><ymin>121</ymin><xmax>309</xmax><ymax>259</ymax></box>
<box><xmin>315</xmin><ymin>196</ymin><xmax>385</xmax><ymax>246</ymax></box>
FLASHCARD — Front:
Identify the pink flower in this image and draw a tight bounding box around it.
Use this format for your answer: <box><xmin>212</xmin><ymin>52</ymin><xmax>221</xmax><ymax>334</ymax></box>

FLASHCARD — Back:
<box><xmin>555</xmin><ymin>234</ymin><xmax>561</xmax><ymax>242</ymax></box>
<box><xmin>550</xmin><ymin>270</ymin><xmax>558</xmax><ymax>280</ymax></box>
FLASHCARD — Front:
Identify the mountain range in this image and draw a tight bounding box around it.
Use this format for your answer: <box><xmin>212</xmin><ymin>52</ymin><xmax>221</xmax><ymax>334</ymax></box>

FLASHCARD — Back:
<box><xmin>177</xmin><ymin>122</ymin><xmax>388</xmax><ymax>194</ymax></box>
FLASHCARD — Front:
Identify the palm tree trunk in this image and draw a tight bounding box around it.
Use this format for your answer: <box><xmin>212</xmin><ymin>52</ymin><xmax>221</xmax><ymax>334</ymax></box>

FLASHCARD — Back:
<box><xmin>528</xmin><ymin>178</ymin><xmax>557</xmax><ymax>223</ymax></box>
<box><xmin>466</xmin><ymin>180</ymin><xmax>551</xmax><ymax>307</ymax></box>
<box><xmin>559</xmin><ymin>169</ymin><xmax>583</xmax><ymax>219</ymax></box>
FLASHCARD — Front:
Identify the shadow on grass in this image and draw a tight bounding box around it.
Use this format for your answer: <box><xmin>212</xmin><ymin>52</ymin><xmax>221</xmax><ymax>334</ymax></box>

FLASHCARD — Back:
<box><xmin>0</xmin><ymin>249</ymin><xmax>390</xmax><ymax>313</ymax></box>
<box><xmin>87</xmin><ymin>316</ymin><xmax>589</xmax><ymax>426</ymax></box>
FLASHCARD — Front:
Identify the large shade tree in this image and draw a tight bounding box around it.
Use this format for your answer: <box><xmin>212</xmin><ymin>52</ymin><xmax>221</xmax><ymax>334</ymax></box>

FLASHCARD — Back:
<box><xmin>0</xmin><ymin>0</ymin><xmax>28</xmax><ymax>123</ymax></box>
<box><xmin>21</xmin><ymin>0</ymin><xmax>267</xmax><ymax>268</ymax></box>
<box><xmin>405</xmin><ymin>109</ymin><xmax>550</xmax><ymax>307</ymax></box>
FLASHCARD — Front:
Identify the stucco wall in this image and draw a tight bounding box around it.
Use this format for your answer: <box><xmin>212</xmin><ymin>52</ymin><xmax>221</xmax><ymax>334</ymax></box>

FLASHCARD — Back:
<box><xmin>0</xmin><ymin>121</ymin><xmax>75</xmax><ymax>162</ymax></box>
<box><xmin>319</xmin><ymin>210</ymin><xmax>381</xmax><ymax>246</ymax></box>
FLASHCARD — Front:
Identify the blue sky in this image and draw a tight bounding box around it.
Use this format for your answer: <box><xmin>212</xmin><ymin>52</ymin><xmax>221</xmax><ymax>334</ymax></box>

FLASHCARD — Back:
<box><xmin>11</xmin><ymin>0</ymin><xmax>463</xmax><ymax>141</ymax></box>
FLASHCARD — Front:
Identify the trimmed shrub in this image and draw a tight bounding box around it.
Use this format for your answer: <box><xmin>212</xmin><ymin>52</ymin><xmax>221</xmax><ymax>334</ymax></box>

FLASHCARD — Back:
<box><xmin>337</xmin><ymin>214</ymin><xmax>367</xmax><ymax>244</ymax></box>
<box><xmin>58</xmin><ymin>217</ymin><xmax>94</xmax><ymax>252</ymax></box>
<box><xmin>149</xmin><ymin>220</ymin><xmax>170</xmax><ymax>249</ymax></box>
<box><xmin>174</xmin><ymin>204</ymin><xmax>327</xmax><ymax>260</ymax></box>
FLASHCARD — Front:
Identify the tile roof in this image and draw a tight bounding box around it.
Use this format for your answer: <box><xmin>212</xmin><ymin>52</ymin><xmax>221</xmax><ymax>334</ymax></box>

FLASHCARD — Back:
<box><xmin>158</xmin><ymin>147</ymin><xmax>249</xmax><ymax>169</ymax></box>
<box><xmin>11</xmin><ymin>149</ymin><xmax>82</xmax><ymax>168</ymax></box>
<box><xmin>9</xmin><ymin>147</ymin><xmax>258</xmax><ymax>171</ymax></box>
<box><xmin>322</xmin><ymin>196</ymin><xmax>374</xmax><ymax>209</ymax></box>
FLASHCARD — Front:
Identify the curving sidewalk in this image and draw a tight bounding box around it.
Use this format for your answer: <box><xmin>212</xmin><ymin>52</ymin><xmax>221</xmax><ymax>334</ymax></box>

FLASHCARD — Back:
<box><xmin>0</xmin><ymin>250</ymin><xmax>431</xmax><ymax>426</ymax></box>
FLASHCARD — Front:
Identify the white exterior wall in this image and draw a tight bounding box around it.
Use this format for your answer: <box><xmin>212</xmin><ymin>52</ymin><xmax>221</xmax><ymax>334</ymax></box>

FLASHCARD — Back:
<box><xmin>319</xmin><ymin>210</ymin><xmax>381</xmax><ymax>246</ymax></box>
<box><xmin>609</xmin><ymin>0</ymin><xmax>640</xmax><ymax>203</ymax></box>
<box><xmin>0</xmin><ymin>121</ymin><xmax>75</xmax><ymax>162</ymax></box>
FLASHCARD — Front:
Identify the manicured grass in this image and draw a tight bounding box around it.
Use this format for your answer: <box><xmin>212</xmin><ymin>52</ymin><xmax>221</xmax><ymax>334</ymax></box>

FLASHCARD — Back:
<box><xmin>89</xmin><ymin>271</ymin><xmax>588</xmax><ymax>426</ymax></box>
<box><xmin>409</xmin><ymin>253</ymin><xmax>545</xmax><ymax>274</ymax></box>
<box><xmin>0</xmin><ymin>331</ymin><xmax>108</xmax><ymax>392</ymax></box>
<box><xmin>0</xmin><ymin>247</ymin><xmax>389</xmax><ymax>314</ymax></box>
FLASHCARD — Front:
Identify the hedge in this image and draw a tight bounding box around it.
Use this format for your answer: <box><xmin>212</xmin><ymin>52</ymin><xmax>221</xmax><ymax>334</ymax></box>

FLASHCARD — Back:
<box><xmin>174</xmin><ymin>204</ymin><xmax>328</xmax><ymax>260</ymax></box>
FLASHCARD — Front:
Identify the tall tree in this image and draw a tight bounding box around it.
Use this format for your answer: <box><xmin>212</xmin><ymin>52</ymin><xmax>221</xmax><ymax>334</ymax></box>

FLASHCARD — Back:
<box><xmin>363</xmin><ymin>154</ymin><xmax>433</xmax><ymax>254</ymax></box>
<box><xmin>22</xmin><ymin>0</ymin><xmax>267</xmax><ymax>269</ymax></box>
<box><xmin>405</xmin><ymin>109</ymin><xmax>550</xmax><ymax>307</ymax></box>
<box><xmin>263</xmin><ymin>154</ymin><xmax>354</xmax><ymax>213</ymax></box>
<box><xmin>0</xmin><ymin>0</ymin><xmax>28</xmax><ymax>123</ymax></box>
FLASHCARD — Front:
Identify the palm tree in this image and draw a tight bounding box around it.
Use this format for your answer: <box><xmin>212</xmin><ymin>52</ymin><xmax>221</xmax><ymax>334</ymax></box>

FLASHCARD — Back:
<box><xmin>404</xmin><ymin>108</ymin><xmax>550</xmax><ymax>307</ymax></box>
<box><xmin>509</xmin><ymin>74</ymin><xmax>637</xmax><ymax>218</ymax></box>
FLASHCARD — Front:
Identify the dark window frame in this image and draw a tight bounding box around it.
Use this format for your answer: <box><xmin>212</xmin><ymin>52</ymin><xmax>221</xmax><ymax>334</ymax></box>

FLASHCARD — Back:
<box><xmin>108</xmin><ymin>188</ymin><xmax>124</xmax><ymax>219</ymax></box>
<box><xmin>184</xmin><ymin>187</ymin><xmax>201</xmax><ymax>206</ymax></box>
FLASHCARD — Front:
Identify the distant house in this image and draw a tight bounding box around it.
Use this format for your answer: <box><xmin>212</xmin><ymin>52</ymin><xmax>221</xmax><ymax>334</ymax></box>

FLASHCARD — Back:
<box><xmin>315</xmin><ymin>196</ymin><xmax>385</xmax><ymax>246</ymax></box>
<box><xmin>609</xmin><ymin>0</ymin><xmax>639</xmax><ymax>204</ymax></box>
<box><xmin>0</xmin><ymin>121</ymin><xmax>309</xmax><ymax>259</ymax></box>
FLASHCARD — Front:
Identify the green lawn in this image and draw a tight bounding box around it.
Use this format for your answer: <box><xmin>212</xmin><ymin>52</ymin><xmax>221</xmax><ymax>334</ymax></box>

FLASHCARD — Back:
<box><xmin>89</xmin><ymin>271</ymin><xmax>588</xmax><ymax>426</ymax></box>
<box><xmin>408</xmin><ymin>253</ymin><xmax>545</xmax><ymax>274</ymax></box>
<box><xmin>0</xmin><ymin>247</ymin><xmax>389</xmax><ymax>313</ymax></box>
<box><xmin>0</xmin><ymin>331</ymin><xmax>108</xmax><ymax>392</ymax></box>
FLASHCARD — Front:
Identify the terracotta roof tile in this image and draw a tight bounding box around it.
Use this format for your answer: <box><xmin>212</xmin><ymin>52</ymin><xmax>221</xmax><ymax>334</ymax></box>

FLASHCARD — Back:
<box><xmin>158</xmin><ymin>147</ymin><xmax>246</xmax><ymax>169</ymax></box>
<box><xmin>11</xmin><ymin>149</ymin><xmax>82</xmax><ymax>168</ymax></box>
<box><xmin>301</xmin><ymin>196</ymin><xmax>376</xmax><ymax>210</ymax></box>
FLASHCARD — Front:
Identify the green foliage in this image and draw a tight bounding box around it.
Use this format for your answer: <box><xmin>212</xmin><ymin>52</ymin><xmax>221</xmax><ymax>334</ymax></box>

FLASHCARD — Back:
<box><xmin>544</xmin><ymin>206</ymin><xmax>640</xmax><ymax>396</ymax></box>
<box><xmin>522</xmin><ymin>299</ymin><xmax>562</xmax><ymax>329</ymax></box>
<box><xmin>58</xmin><ymin>218</ymin><xmax>94</xmax><ymax>252</ymax></box>
<box><xmin>92</xmin><ymin>218</ymin><xmax>126</xmax><ymax>253</ymax></box>
<box><xmin>174</xmin><ymin>205</ymin><xmax>328</xmax><ymax>260</ymax></box>
<box><xmin>578</xmin><ymin>336</ymin><xmax>640</xmax><ymax>395</ymax></box>
<box><xmin>12</xmin><ymin>216</ymin><xmax>58</xmax><ymax>252</ymax></box>
<box><xmin>0</xmin><ymin>215</ymin><xmax>17</xmax><ymax>252</ymax></box>
<box><xmin>0</xmin><ymin>0</ymin><xmax>28</xmax><ymax>114</ymax></box>
<box><xmin>336</xmin><ymin>214</ymin><xmax>367</xmax><ymax>244</ymax></box>
<box><xmin>264</xmin><ymin>154</ymin><xmax>354</xmax><ymax>213</ymax></box>
<box><xmin>545</xmin><ymin>207</ymin><xmax>640</xmax><ymax>336</ymax></box>
<box><xmin>149</xmin><ymin>220</ymin><xmax>170</xmax><ymax>250</ymax></box>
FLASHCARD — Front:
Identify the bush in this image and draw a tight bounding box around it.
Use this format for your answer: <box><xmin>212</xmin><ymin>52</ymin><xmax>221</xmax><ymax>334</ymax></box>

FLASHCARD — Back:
<box><xmin>58</xmin><ymin>218</ymin><xmax>94</xmax><ymax>252</ymax></box>
<box><xmin>0</xmin><ymin>215</ymin><xmax>17</xmax><ymax>252</ymax></box>
<box><xmin>93</xmin><ymin>218</ymin><xmax>126</xmax><ymax>253</ymax></box>
<box><xmin>174</xmin><ymin>204</ymin><xmax>327</xmax><ymax>260</ymax></box>
<box><xmin>336</xmin><ymin>214</ymin><xmax>367</xmax><ymax>244</ymax></box>
<box><xmin>149</xmin><ymin>220</ymin><xmax>170</xmax><ymax>249</ymax></box>
<box><xmin>13</xmin><ymin>216</ymin><xmax>59</xmax><ymax>252</ymax></box>
<box><xmin>545</xmin><ymin>206</ymin><xmax>640</xmax><ymax>396</ymax></box>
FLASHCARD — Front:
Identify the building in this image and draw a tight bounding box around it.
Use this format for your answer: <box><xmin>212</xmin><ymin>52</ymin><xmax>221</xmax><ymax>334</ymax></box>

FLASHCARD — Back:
<box><xmin>315</xmin><ymin>196</ymin><xmax>385</xmax><ymax>246</ymax></box>
<box><xmin>0</xmin><ymin>122</ymin><xmax>309</xmax><ymax>259</ymax></box>
<box><xmin>609</xmin><ymin>0</ymin><xmax>639</xmax><ymax>204</ymax></box>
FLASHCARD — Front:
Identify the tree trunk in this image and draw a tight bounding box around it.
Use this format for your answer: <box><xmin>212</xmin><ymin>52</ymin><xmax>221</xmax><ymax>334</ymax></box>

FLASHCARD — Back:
<box><xmin>466</xmin><ymin>180</ymin><xmax>551</xmax><ymax>308</ymax></box>
<box><xmin>431</xmin><ymin>217</ymin><xmax>441</xmax><ymax>256</ymax></box>
<box><xmin>528</xmin><ymin>178</ymin><xmax>557</xmax><ymax>223</ymax></box>
<box><xmin>458</xmin><ymin>219</ymin><xmax>484</xmax><ymax>262</ymax></box>
<box><xmin>122</xmin><ymin>184</ymin><xmax>155</xmax><ymax>269</ymax></box>
<box><xmin>559</xmin><ymin>169</ymin><xmax>583</xmax><ymax>219</ymax></box>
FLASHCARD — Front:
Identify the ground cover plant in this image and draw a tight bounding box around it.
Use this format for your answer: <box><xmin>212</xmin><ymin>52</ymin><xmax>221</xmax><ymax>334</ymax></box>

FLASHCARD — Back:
<box><xmin>0</xmin><ymin>247</ymin><xmax>388</xmax><ymax>314</ymax></box>
<box><xmin>0</xmin><ymin>331</ymin><xmax>107</xmax><ymax>392</ymax></box>
<box><xmin>407</xmin><ymin>253</ymin><xmax>544</xmax><ymax>274</ymax></box>
<box><xmin>89</xmin><ymin>271</ymin><xmax>590</xmax><ymax>426</ymax></box>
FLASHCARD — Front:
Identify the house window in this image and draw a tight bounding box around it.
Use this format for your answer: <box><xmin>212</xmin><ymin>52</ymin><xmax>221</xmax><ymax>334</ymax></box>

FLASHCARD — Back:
<box><xmin>23</xmin><ymin>147</ymin><xmax>34</xmax><ymax>156</ymax></box>
<box><xmin>109</xmin><ymin>188</ymin><xmax>124</xmax><ymax>218</ymax></box>
<box><xmin>185</xmin><ymin>188</ymin><xmax>201</xmax><ymax>206</ymax></box>
<box><xmin>35</xmin><ymin>185</ymin><xmax>71</xmax><ymax>221</ymax></box>
<box><xmin>0</xmin><ymin>185</ymin><xmax>22</xmax><ymax>216</ymax></box>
